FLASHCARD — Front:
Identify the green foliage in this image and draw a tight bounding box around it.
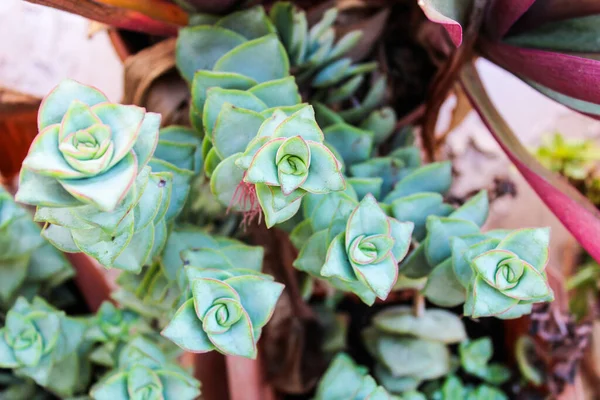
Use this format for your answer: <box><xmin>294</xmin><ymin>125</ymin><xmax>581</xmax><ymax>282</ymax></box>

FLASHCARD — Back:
<box><xmin>90</xmin><ymin>337</ymin><xmax>200</xmax><ymax>400</ymax></box>
<box><xmin>0</xmin><ymin>297</ymin><xmax>89</xmax><ymax>398</ymax></box>
<box><xmin>534</xmin><ymin>133</ymin><xmax>600</xmax><ymax>179</ymax></box>
<box><xmin>459</xmin><ymin>338</ymin><xmax>511</xmax><ymax>385</ymax></box>
<box><xmin>363</xmin><ymin>307</ymin><xmax>465</xmax><ymax>393</ymax></box>
<box><xmin>0</xmin><ymin>188</ymin><xmax>73</xmax><ymax>309</ymax></box>
<box><xmin>313</xmin><ymin>353</ymin><xmax>399</xmax><ymax>400</ymax></box>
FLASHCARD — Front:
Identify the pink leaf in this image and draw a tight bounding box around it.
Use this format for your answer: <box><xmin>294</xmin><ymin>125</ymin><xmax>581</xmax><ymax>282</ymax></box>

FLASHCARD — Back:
<box><xmin>484</xmin><ymin>0</ymin><xmax>536</xmax><ymax>39</ymax></box>
<box><xmin>482</xmin><ymin>40</ymin><xmax>600</xmax><ymax>105</ymax></box>
<box><xmin>460</xmin><ymin>61</ymin><xmax>600</xmax><ymax>264</ymax></box>
<box><xmin>418</xmin><ymin>0</ymin><xmax>473</xmax><ymax>47</ymax></box>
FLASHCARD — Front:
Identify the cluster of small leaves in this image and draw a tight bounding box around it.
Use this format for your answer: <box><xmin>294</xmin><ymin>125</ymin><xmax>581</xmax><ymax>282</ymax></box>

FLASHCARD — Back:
<box><xmin>313</xmin><ymin>353</ymin><xmax>399</xmax><ymax>399</ymax></box>
<box><xmin>0</xmin><ymin>297</ymin><xmax>89</xmax><ymax>398</ymax></box>
<box><xmin>15</xmin><ymin>80</ymin><xmax>177</xmax><ymax>272</ymax></box>
<box><xmin>0</xmin><ymin>188</ymin><xmax>73</xmax><ymax>309</ymax></box>
<box><xmin>363</xmin><ymin>307</ymin><xmax>466</xmax><ymax>394</ymax></box>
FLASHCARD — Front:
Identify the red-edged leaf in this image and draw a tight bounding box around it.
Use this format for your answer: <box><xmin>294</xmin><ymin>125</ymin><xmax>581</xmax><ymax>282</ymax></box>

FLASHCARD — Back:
<box><xmin>482</xmin><ymin>40</ymin><xmax>600</xmax><ymax>105</ymax></box>
<box><xmin>484</xmin><ymin>0</ymin><xmax>536</xmax><ymax>40</ymax></box>
<box><xmin>418</xmin><ymin>0</ymin><xmax>473</xmax><ymax>47</ymax></box>
<box><xmin>24</xmin><ymin>0</ymin><xmax>188</xmax><ymax>36</ymax></box>
<box><xmin>511</xmin><ymin>0</ymin><xmax>600</xmax><ymax>33</ymax></box>
<box><xmin>459</xmin><ymin>61</ymin><xmax>600</xmax><ymax>264</ymax></box>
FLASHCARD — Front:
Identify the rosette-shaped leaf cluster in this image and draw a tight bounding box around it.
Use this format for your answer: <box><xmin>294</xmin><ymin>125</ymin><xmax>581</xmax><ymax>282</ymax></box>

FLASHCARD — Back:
<box><xmin>162</xmin><ymin>266</ymin><xmax>284</xmax><ymax>358</ymax></box>
<box><xmin>85</xmin><ymin>301</ymin><xmax>152</xmax><ymax>368</ymax></box>
<box><xmin>294</xmin><ymin>193</ymin><xmax>412</xmax><ymax>305</ymax></box>
<box><xmin>90</xmin><ymin>336</ymin><xmax>200</xmax><ymax>400</ymax></box>
<box><xmin>313</xmin><ymin>353</ymin><xmax>399</xmax><ymax>400</ymax></box>
<box><xmin>0</xmin><ymin>188</ymin><xmax>73</xmax><ymax>308</ymax></box>
<box><xmin>15</xmin><ymin>80</ymin><xmax>174</xmax><ymax>272</ymax></box>
<box><xmin>0</xmin><ymin>297</ymin><xmax>88</xmax><ymax>397</ymax></box>
<box><xmin>462</xmin><ymin>229</ymin><xmax>554</xmax><ymax>319</ymax></box>
<box><xmin>363</xmin><ymin>306</ymin><xmax>466</xmax><ymax>394</ymax></box>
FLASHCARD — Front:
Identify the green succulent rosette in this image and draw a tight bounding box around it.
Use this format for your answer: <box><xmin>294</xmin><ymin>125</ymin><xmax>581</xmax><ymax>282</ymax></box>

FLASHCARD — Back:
<box><xmin>85</xmin><ymin>301</ymin><xmax>152</xmax><ymax>368</ymax></box>
<box><xmin>162</xmin><ymin>267</ymin><xmax>283</xmax><ymax>358</ymax></box>
<box><xmin>0</xmin><ymin>188</ymin><xmax>73</xmax><ymax>308</ymax></box>
<box><xmin>313</xmin><ymin>353</ymin><xmax>399</xmax><ymax>400</ymax></box>
<box><xmin>0</xmin><ymin>297</ymin><xmax>88</xmax><ymax>398</ymax></box>
<box><xmin>90</xmin><ymin>336</ymin><xmax>200</xmax><ymax>400</ymax></box>
<box><xmin>295</xmin><ymin>193</ymin><xmax>412</xmax><ymax>304</ymax></box>
<box><xmin>463</xmin><ymin>228</ymin><xmax>554</xmax><ymax>319</ymax></box>
<box><xmin>15</xmin><ymin>79</ymin><xmax>175</xmax><ymax>272</ymax></box>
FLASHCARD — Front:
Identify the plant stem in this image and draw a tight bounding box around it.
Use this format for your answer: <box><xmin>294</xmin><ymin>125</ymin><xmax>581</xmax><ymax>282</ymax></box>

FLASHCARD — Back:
<box><xmin>413</xmin><ymin>292</ymin><xmax>425</xmax><ymax>318</ymax></box>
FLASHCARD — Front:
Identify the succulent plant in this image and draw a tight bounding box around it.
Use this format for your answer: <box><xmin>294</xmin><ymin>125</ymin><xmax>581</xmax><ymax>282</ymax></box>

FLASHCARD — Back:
<box><xmin>363</xmin><ymin>306</ymin><xmax>466</xmax><ymax>393</ymax></box>
<box><xmin>459</xmin><ymin>337</ymin><xmax>511</xmax><ymax>385</ymax></box>
<box><xmin>14</xmin><ymin>79</ymin><xmax>176</xmax><ymax>272</ymax></box>
<box><xmin>90</xmin><ymin>336</ymin><xmax>200</xmax><ymax>400</ymax></box>
<box><xmin>162</xmin><ymin>267</ymin><xmax>283</xmax><ymax>358</ymax></box>
<box><xmin>85</xmin><ymin>301</ymin><xmax>152</xmax><ymax>367</ymax></box>
<box><xmin>0</xmin><ymin>297</ymin><xmax>88</xmax><ymax>397</ymax></box>
<box><xmin>313</xmin><ymin>352</ymin><xmax>399</xmax><ymax>400</ymax></box>
<box><xmin>463</xmin><ymin>229</ymin><xmax>554</xmax><ymax>319</ymax></box>
<box><xmin>0</xmin><ymin>188</ymin><xmax>73</xmax><ymax>308</ymax></box>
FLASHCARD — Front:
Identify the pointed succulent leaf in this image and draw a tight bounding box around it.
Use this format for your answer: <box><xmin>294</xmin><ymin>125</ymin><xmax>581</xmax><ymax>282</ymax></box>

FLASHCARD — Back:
<box><xmin>214</xmin><ymin>34</ymin><xmax>290</xmax><ymax>83</ymax></box>
<box><xmin>449</xmin><ymin>190</ymin><xmax>489</xmax><ymax>227</ymax></box>
<box><xmin>272</xmin><ymin>105</ymin><xmax>324</xmax><ymax>142</ymax></box>
<box><xmin>324</xmin><ymin>123</ymin><xmax>374</xmax><ymax>166</ymax></box>
<box><xmin>424</xmin><ymin>258</ymin><xmax>466</xmax><ymax>307</ymax></box>
<box><xmin>424</xmin><ymin>216</ymin><xmax>480</xmax><ymax>267</ymax></box>
<box><xmin>391</xmin><ymin>192</ymin><xmax>453</xmax><ymax>241</ymax></box>
<box><xmin>248</xmin><ymin>76</ymin><xmax>301</xmax><ymax>107</ymax></box>
<box><xmin>256</xmin><ymin>184</ymin><xmax>304</xmax><ymax>228</ymax></box>
<box><xmin>383</xmin><ymin>161</ymin><xmax>452</xmax><ymax>203</ymax></box>
<box><xmin>212</xmin><ymin>104</ymin><xmax>265</xmax><ymax>159</ymax></box>
<box><xmin>215</xmin><ymin>6</ymin><xmax>275</xmax><ymax>39</ymax></box>
<box><xmin>360</xmin><ymin>107</ymin><xmax>397</xmax><ymax>145</ymax></box>
<box><xmin>176</xmin><ymin>25</ymin><xmax>246</xmax><ymax>82</ymax></box>
<box><xmin>192</xmin><ymin>70</ymin><xmax>257</xmax><ymax>117</ymax></box>
<box><xmin>496</xmin><ymin>228</ymin><xmax>550</xmax><ymax>271</ymax></box>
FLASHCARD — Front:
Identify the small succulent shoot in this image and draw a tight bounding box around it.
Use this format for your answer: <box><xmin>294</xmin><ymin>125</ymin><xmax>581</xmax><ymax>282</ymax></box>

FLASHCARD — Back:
<box><xmin>321</xmin><ymin>194</ymin><xmax>413</xmax><ymax>302</ymax></box>
<box><xmin>0</xmin><ymin>297</ymin><xmax>88</xmax><ymax>397</ymax></box>
<box><xmin>463</xmin><ymin>228</ymin><xmax>554</xmax><ymax>319</ymax></box>
<box><xmin>162</xmin><ymin>270</ymin><xmax>284</xmax><ymax>359</ymax></box>
<box><xmin>459</xmin><ymin>337</ymin><xmax>511</xmax><ymax>385</ymax></box>
<box><xmin>15</xmin><ymin>79</ymin><xmax>174</xmax><ymax>272</ymax></box>
<box><xmin>313</xmin><ymin>353</ymin><xmax>399</xmax><ymax>400</ymax></box>
<box><xmin>0</xmin><ymin>187</ymin><xmax>72</xmax><ymax>307</ymax></box>
<box><xmin>90</xmin><ymin>337</ymin><xmax>201</xmax><ymax>400</ymax></box>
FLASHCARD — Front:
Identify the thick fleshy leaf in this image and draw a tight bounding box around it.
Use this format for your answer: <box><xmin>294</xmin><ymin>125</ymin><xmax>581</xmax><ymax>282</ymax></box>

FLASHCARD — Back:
<box><xmin>449</xmin><ymin>190</ymin><xmax>489</xmax><ymax>227</ymax></box>
<box><xmin>176</xmin><ymin>26</ymin><xmax>246</xmax><ymax>82</ymax></box>
<box><xmin>148</xmin><ymin>158</ymin><xmax>193</xmax><ymax>221</ymax></box>
<box><xmin>191</xmin><ymin>278</ymin><xmax>239</xmax><ymax>318</ymax></box>
<box><xmin>38</xmin><ymin>79</ymin><xmax>108</xmax><ymax>130</ymax></box>
<box><xmin>360</xmin><ymin>107</ymin><xmax>397</xmax><ymax>145</ymax></box>
<box><xmin>425</xmin><ymin>216</ymin><xmax>480</xmax><ymax>267</ymax></box>
<box><xmin>214</xmin><ymin>34</ymin><xmax>289</xmax><ymax>83</ymax></box>
<box><xmin>203</xmin><ymin>87</ymin><xmax>267</xmax><ymax>138</ymax></box>
<box><xmin>501</xmin><ymin>263</ymin><xmax>552</xmax><ymax>301</ymax></box>
<box><xmin>354</xmin><ymin>255</ymin><xmax>398</xmax><ymax>299</ymax></box>
<box><xmin>417</xmin><ymin>0</ymin><xmax>472</xmax><ymax>47</ymax></box>
<box><xmin>58</xmin><ymin>100</ymin><xmax>102</xmax><ymax>142</ymax></box>
<box><xmin>346</xmin><ymin>194</ymin><xmax>390</xmax><ymax>247</ymax></box>
<box><xmin>90</xmin><ymin>372</ymin><xmax>128</xmax><ymax>400</ymax></box>
<box><xmin>324</xmin><ymin>123</ymin><xmax>374</xmax><ymax>166</ymax></box>
<box><xmin>388</xmin><ymin>218</ymin><xmax>413</xmax><ymax>262</ymax></box>
<box><xmin>452</xmin><ymin>237</ymin><xmax>499</xmax><ymax>288</ymax></box>
<box><xmin>41</xmin><ymin>224</ymin><xmax>79</xmax><ymax>253</ymax></box>
<box><xmin>212</xmin><ymin>104</ymin><xmax>265</xmax><ymax>159</ymax></box>
<box><xmin>351</xmin><ymin>157</ymin><xmax>406</xmax><ymax>198</ymax></box>
<box><xmin>22</xmin><ymin>125</ymin><xmax>84</xmax><ymax>179</ymax></box>
<box><xmin>300</xmin><ymin>142</ymin><xmax>345</xmax><ymax>193</ymax></box>
<box><xmin>71</xmin><ymin>212</ymin><xmax>135</xmax><ymax>267</ymax></box>
<box><xmin>276</xmin><ymin>136</ymin><xmax>310</xmax><ymax>195</ymax></box>
<box><xmin>321</xmin><ymin>232</ymin><xmax>355</xmax><ymax>281</ymax></box>
<box><xmin>162</xmin><ymin>299</ymin><xmax>215</xmax><ymax>353</ymax></box>
<box><xmin>245</xmin><ymin>138</ymin><xmax>283</xmax><ymax>185</ymax></box>
<box><xmin>424</xmin><ymin>258</ymin><xmax>466</xmax><ymax>307</ymax></box>
<box><xmin>210</xmin><ymin>153</ymin><xmax>248</xmax><ymax>211</ymax></box>
<box><xmin>248</xmin><ymin>76</ymin><xmax>301</xmax><ymax>107</ymax></box>
<box><xmin>294</xmin><ymin>229</ymin><xmax>328</xmax><ymax>276</ymax></box>
<box><xmin>383</xmin><ymin>161</ymin><xmax>452</xmax><ymax>203</ymax></box>
<box><xmin>227</xmin><ymin>275</ymin><xmax>284</xmax><ymax>328</ymax></box>
<box><xmin>133</xmin><ymin>113</ymin><xmax>161</xmax><ymax>169</ymax></box>
<box><xmin>465</xmin><ymin>277</ymin><xmax>519</xmax><ymax>318</ymax></box>
<box><xmin>272</xmin><ymin>106</ymin><xmax>324</xmax><ymax>142</ymax></box>
<box><xmin>192</xmin><ymin>70</ymin><xmax>257</xmax><ymax>115</ymax></box>
<box><xmin>215</xmin><ymin>6</ymin><xmax>275</xmax><ymax>39</ymax></box>
<box><xmin>348</xmin><ymin>178</ymin><xmax>383</xmax><ymax>200</ymax></box>
<box><xmin>391</xmin><ymin>192</ymin><xmax>453</xmax><ymax>241</ymax></box>
<box><xmin>255</xmin><ymin>184</ymin><xmax>303</xmax><ymax>227</ymax></box>
<box><xmin>460</xmin><ymin>63</ymin><xmax>600</xmax><ymax>264</ymax></box>
<box><xmin>207</xmin><ymin>310</ymin><xmax>256</xmax><ymax>358</ymax></box>
<box><xmin>374</xmin><ymin>306</ymin><xmax>466</xmax><ymax>343</ymax></box>
<box><xmin>484</xmin><ymin>0</ymin><xmax>536</xmax><ymax>39</ymax></box>
<box><xmin>112</xmin><ymin>223</ymin><xmax>154</xmax><ymax>272</ymax></box>
<box><xmin>59</xmin><ymin>152</ymin><xmax>138</xmax><ymax>212</ymax></box>
<box><xmin>158</xmin><ymin>370</ymin><xmax>201</xmax><ymax>400</ymax></box>
<box><xmin>496</xmin><ymin>228</ymin><xmax>549</xmax><ymax>271</ymax></box>
<box><xmin>0</xmin><ymin>257</ymin><xmax>28</xmax><ymax>302</ymax></box>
